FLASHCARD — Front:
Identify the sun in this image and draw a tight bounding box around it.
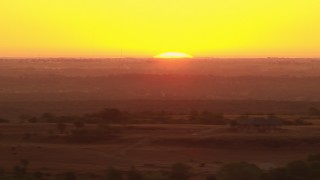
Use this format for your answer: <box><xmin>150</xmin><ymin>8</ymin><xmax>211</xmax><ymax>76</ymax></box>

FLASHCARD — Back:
<box><xmin>154</xmin><ymin>52</ymin><xmax>193</xmax><ymax>59</ymax></box>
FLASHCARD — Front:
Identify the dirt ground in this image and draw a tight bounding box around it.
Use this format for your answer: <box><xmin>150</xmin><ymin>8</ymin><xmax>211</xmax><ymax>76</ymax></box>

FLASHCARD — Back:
<box><xmin>1</xmin><ymin>123</ymin><xmax>320</xmax><ymax>177</ymax></box>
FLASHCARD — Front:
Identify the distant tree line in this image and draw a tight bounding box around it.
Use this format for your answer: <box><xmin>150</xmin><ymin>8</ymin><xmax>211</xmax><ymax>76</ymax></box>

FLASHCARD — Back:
<box><xmin>15</xmin><ymin>108</ymin><xmax>315</xmax><ymax>126</ymax></box>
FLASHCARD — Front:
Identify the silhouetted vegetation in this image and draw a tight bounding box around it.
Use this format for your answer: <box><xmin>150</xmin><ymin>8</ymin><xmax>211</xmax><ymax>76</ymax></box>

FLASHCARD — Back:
<box><xmin>105</xmin><ymin>167</ymin><xmax>123</xmax><ymax>180</ymax></box>
<box><xmin>1</xmin><ymin>154</ymin><xmax>320</xmax><ymax>179</ymax></box>
<box><xmin>0</xmin><ymin>118</ymin><xmax>9</xmax><ymax>123</ymax></box>
<box><xmin>56</xmin><ymin>122</ymin><xmax>67</xmax><ymax>134</ymax></box>
<box><xmin>308</xmin><ymin>107</ymin><xmax>320</xmax><ymax>116</ymax></box>
<box><xmin>127</xmin><ymin>168</ymin><xmax>143</xmax><ymax>180</ymax></box>
<box><xmin>217</xmin><ymin>162</ymin><xmax>262</xmax><ymax>180</ymax></box>
<box><xmin>169</xmin><ymin>163</ymin><xmax>191</xmax><ymax>180</ymax></box>
<box><xmin>216</xmin><ymin>154</ymin><xmax>320</xmax><ymax>180</ymax></box>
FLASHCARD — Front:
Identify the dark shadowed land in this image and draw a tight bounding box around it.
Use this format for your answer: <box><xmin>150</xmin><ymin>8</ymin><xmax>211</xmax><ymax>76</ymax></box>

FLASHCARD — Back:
<box><xmin>1</xmin><ymin>58</ymin><xmax>320</xmax><ymax>179</ymax></box>
<box><xmin>1</xmin><ymin>123</ymin><xmax>320</xmax><ymax>179</ymax></box>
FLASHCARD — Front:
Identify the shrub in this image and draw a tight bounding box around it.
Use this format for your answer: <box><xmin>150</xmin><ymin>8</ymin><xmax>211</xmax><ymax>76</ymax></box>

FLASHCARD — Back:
<box><xmin>0</xmin><ymin>118</ymin><xmax>9</xmax><ymax>123</ymax></box>
<box><xmin>73</xmin><ymin>121</ymin><xmax>85</xmax><ymax>128</ymax></box>
<box><xmin>64</xmin><ymin>172</ymin><xmax>77</xmax><ymax>180</ymax></box>
<box><xmin>127</xmin><ymin>168</ymin><xmax>143</xmax><ymax>180</ymax></box>
<box><xmin>217</xmin><ymin>162</ymin><xmax>263</xmax><ymax>180</ymax></box>
<box><xmin>262</xmin><ymin>167</ymin><xmax>289</xmax><ymax>180</ymax></box>
<box><xmin>13</xmin><ymin>165</ymin><xmax>26</xmax><ymax>177</ymax></box>
<box><xmin>285</xmin><ymin>160</ymin><xmax>311</xmax><ymax>179</ymax></box>
<box><xmin>169</xmin><ymin>163</ymin><xmax>191</xmax><ymax>180</ymax></box>
<box><xmin>86</xmin><ymin>108</ymin><xmax>125</xmax><ymax>124</ymax></box>
<box><xmin>56</xmin><ymin>122</ymin><xmax>67</xmax><ymax>133</ymax></box>
<box><xmin>307</xmin><ymin>153</ymin><xmax>320</xmax><ymax>162</ymax></box>
<box><xmin>0</xmin><ymin>166</ymin><xmax>4</xmax><ymax>176</ymax></box>
<box><xmin>33</xmin><ymin>171</ymin><xmax>44</xmax><ymax>179</ymax></box>
<box><xmin>105</xmin><ymin>167</ymin><xmax>123</xmax><ymax>180</ymax></box>
<box><xmin>206</xmin><ymin>174</ymin><xmax>217</xmax><ymax>180</ymax></box>
<box><xmin>143</xmin><ymin>172</ymin><xmax>167</xmax><ymax>180</ymax></box>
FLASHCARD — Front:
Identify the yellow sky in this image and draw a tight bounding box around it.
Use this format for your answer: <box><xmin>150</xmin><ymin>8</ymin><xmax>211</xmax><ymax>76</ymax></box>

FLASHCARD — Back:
<box><xmin>0</xmin><ymin>0</ymin><xmax>319</xmax><ymax>58</ymax></box>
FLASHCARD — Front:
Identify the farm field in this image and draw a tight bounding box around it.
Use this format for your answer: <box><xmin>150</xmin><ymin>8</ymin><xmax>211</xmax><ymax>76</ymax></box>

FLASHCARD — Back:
<box><xmin>1</xmin><ymin>123</ymin><xmax>320</xmax><ymax>178</ymax></box>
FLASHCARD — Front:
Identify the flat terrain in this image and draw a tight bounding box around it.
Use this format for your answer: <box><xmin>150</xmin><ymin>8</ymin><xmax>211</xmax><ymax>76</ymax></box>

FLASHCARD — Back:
<box><xmin>1</xmin><ymin>59</ymin><xmax>320</xmax><ymax>179</ymax></box>
<box><xmin>2</xmin><ymin>58</ymin><xmax>320</xmax><ymax>102</ymax></box>
<box><xmin>1</xmin><ymin>123</ymin><xmax>320</xmax><ymax>177</ymax></box>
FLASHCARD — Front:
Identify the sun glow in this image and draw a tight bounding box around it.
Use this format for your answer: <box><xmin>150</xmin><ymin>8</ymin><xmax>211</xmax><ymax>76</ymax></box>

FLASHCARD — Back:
<box><xmin>154</xmin><ymin>52</ymin><xmax>193</xmax><ymax>59</ymax></box>
<box><xmin>1</xmin><ymin>1</ymin><xmax>320</xmax><ymax>57</ymax></box>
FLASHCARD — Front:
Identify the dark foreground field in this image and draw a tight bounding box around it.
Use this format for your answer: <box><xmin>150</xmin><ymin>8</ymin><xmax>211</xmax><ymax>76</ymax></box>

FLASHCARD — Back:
<box><xmin>1</xmin><ymin>123</ymin><xmax>320</xmax><ymax>179</ymax></box>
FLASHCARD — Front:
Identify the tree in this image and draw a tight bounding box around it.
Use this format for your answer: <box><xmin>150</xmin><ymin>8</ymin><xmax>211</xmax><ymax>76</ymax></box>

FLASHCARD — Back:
<box><xmin>143</xmin><ymin>172</ymin><xmax>167</xmax><ymax>180</ymax></box>
<box><xmin>285</xmin><ymin>160</ymin><xmax>311</xmax><ymax>179</ymax></box>
<box><xmin>19</xmin><ymin>114</ymin><xmax>33</xmax><ymax>123</ymax></box>
<box><xmin>64</xmin><ymin>172</ymin><xmax>77</xmax><ymax>180</ymax></box>
<box><xmin>217</xmin><ymin>162</ymin><xmax>263</xmax><ymax>180</ymax></box>
<box><xmin>105</xmin><ymin>167</ymin><xmax>123</xmax><ymax>180</ymax></box>
<box><xmin>57</xmin><ymin>122</ymin><xmax>67</xmax><ymax>133</ymax></box>
<box><xmin>127</xmin><ymin>168</ymin><xmax>143</xmax><ymax>180</ymax></box>
<box><xmin>0</xmin><ymin>118</ymin><xmax>9</xmax><ymax>123</ymax></box>
<box><xmin>12</xmin><ymin>160</ymin><xmax>29</xmax><ymax>178</ymax></box>
<box><xmin>262</xmin><ymin>155</ymin><xmax>320</xmax><ymax>180</ymax></box>
<box><xmin>0</xmin><ymin>166</ymin><xmax>4</xmax><ymax>176</ymax></box>
<box><xmin>33</xmin><ymin>171</ymin><xmax>44</xmax><ymax>179</ymax></box>
<box><xmin>20</xmin><ymin>159</ymin><xmax>29</xmax><ymax>168</ymax></box>
<box><xmin>73</xmin><ymin>121</ymin><xmax>85</xmax><ymax>129</ymax></box>
<box><xmin>169</xmin><ymin>163</ymin><xmax>191</xmax><ymax>180</ymax></box>
<box><xmin>196</xmin><ymin>111</ymin><xmax>226</xmax><ymax>125</ymax></box>
<box><xmin>206</xmin><ymin>174</ymin><xmax>217</xmax><ymax>180</ymax></box>
<box><xmin>308</xmin><ymin>107</ymin><xmax>320</xmax><ymax>116</ymax></box>
<box><xmin>308</xmin><ymin>160</ymin><xmax>320</xmax><ymax>179</ymax></box>
<box><xmin>307</xmin><ymin>153</ymin><xmax>320</xmax><ymax>162</ymax></box>
<box><xmin>262</xmin><ymin>167</ymin><xmax>290</xmax><ymax>180</ymax></box>
<box><xmin>99</xmin><ymin>108</ymin><xmax>124</xmax><ymax>123</ymax></box>
<box><xmin>28</xmin><ymin>117</ymin><xmax>39</xmax><ymax>123</ymax></box>
<box><xmin>41</xmin><ymin>113</ymin><xmax>56</xmax><ymax>122</ymax></box>
<box><xmin>13</xmin><ymin>165</ymin><xmax>26</xmax><ymax>177</ymax></box>
<box><xmin>187</xmin><ymin>110</ymin><xmax>198</xmax><ymax>123</ymax></box>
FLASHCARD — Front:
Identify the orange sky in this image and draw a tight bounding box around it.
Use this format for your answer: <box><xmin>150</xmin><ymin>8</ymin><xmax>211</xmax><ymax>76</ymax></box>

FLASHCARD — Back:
<box><xmin>0</xmin><ymin>0</ymin><xmax>319</xmax><ymax>58</ymax></box>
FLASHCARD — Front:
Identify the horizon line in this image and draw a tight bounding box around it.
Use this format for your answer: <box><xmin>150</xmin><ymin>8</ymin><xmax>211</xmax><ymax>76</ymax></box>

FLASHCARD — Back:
<box><xmin>1</xmin><ymin>56</ymin><xmax>320</xmax><ymax>60</ymax></box>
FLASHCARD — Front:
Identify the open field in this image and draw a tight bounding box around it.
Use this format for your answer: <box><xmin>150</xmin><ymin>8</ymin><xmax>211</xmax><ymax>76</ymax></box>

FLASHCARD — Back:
<box><xmin>1</xmin><ymin>123</ymin><xmax>320</xmax><ymax>178</ymax></box>
<box><xmin>1</xmin><ymin>59</ymin><xmax>320</xmax><ymax>179</ymax></box>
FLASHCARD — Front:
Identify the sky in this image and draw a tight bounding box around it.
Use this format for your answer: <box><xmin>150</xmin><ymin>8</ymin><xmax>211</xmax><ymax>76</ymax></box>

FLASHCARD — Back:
<box><xmin>0</xmin><ymin>0</ymin><xmax>320</xmax><ymax>58</ymax></box>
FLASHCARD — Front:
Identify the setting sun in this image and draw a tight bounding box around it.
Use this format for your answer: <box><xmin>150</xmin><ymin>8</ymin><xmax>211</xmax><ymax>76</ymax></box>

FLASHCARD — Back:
<box><xmin>154</xmin><ymin>52</ymin><xmax>193</xmax><ymax>59</ymax></box>
<box><xmin>1</xmin><ymin>1</ymin><xmax>320</xmax><ymax>58</ymax></box>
